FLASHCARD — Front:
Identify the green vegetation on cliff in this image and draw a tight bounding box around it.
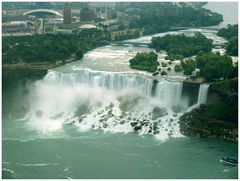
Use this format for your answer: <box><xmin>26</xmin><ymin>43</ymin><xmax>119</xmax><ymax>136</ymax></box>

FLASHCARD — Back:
<box><xmin>129</xmin><ymin>52</ymin><xmax>159</xmax><ymax>72</ymax></box>
<box><xmin>150</xmin><ymin>33</ymin><xmax>213</xmax><ymax>60</ymax></box>
<box><xmin>217</xmin><ymin>24</ymin><xmax>238</xmax><ymax>56</ymax></box>
<box><xmin>2</xmin><ymin>29</ymin><xmax>110</xmax><ymax>64</ymax></box>
<box><xmin>196</xmin><ymin>52</ymin><xmax>236</xmax><ymax>82</ymax></box>
<box><xmin>211</xmin><ymin>77</ymin><xmax>238</xmax><ymax>92</ymax></box>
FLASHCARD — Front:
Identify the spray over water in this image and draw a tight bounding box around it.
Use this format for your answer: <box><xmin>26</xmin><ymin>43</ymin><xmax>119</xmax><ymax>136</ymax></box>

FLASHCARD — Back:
<box><xmin>21</xmin><ymin>69</ymin><xmax>190</xmax><ymax>141</ymax></box>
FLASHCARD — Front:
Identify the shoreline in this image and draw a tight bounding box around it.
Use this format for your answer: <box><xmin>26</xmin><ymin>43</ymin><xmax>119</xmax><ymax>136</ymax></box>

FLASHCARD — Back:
<box><xmin>2</xmin><ymin>58</ymin><xmax>76</xmax><ymax>79</ymax></box>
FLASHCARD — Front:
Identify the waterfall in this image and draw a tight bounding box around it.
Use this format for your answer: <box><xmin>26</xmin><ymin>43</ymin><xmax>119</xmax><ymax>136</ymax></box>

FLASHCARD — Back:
<box><xmin>197</xmin><ymin>84</ymin><xmax>209</xmax><ymax>105</ymax></box>
<box><xmin>44</xmin><ymin>70</ymin><xmax>153</xmax><ymax>96</ymax></box>
<box><xmin>25</xmin><ymin>69</ymin><xmax>185</xmax><ymax>141</ymax></box>
<box><xmin>155</xmin><ymin>81</ymin><xmax>183</xmax><ymax>106</ymax></box>
<box><xmin>44</xmin><ymin>69</ymin><xmax>183</xmax><ymax>105</ymax></box>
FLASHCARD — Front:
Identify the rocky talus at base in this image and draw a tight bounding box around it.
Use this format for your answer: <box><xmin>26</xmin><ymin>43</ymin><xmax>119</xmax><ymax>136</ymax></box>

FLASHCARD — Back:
<box><xmin>179</xmin><ymin>105</ymin><xmax>238</xmax><ymax>141</ymax></box>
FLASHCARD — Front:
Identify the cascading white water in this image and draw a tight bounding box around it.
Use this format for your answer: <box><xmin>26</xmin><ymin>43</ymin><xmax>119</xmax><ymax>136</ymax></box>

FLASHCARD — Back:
<box><xmin>24</xmin><ymin>69</ymin><xmax>186</xmax><ymax>141</ymax></box>
<box><xmin>44</xmin><ymin>70</ymin><xmax>154</xmax><ymax>97</ymax></box>
<box><xmin>44</xmin><ymin>69</ymin><xmax>183</xmax><ymax>103</ymax></box>
<box><xmin>155</xmin><ymin>81</ymin><xmax>183</xmax><ymax>106</ymax></box>
<box><xmin>197</xmin><ymin>84</ymin><xmax>209</xmax><ymax>105</ymax></box>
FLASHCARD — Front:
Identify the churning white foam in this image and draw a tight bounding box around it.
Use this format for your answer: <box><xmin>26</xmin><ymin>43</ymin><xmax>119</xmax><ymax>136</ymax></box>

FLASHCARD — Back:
<box><xmin>15</xmin><ymin>162</ymin><xmax>58</xmax><ymax>167</ymax></box>
<box><xmin>22</xmin><ymin>69</ymin><xmax>210</xmax><ymax>141</ymax></box>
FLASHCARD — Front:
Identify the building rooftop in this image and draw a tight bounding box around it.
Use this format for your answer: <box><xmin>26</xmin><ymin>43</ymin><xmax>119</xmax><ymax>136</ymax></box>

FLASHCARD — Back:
<box><xmin>79</xmin><ymin>24</ymin><xmax>97</xmax><ymax>29</ymax></box>
<box><xmin>3</xmin><ymin>21</ymin><xmax>28</xmax><ymax>26</ymax></box>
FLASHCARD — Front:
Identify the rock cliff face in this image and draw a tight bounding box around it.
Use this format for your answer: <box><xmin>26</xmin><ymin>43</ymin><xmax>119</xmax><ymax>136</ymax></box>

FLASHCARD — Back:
<box><xmin>179</xmin><ymin>105</ymin><xmax>238</xmax><ymax>141</ymax></box>
<box><xmin>179</xmin><ymin>80</ymin><xmax>238</xmax><ymax>141</ymax></box>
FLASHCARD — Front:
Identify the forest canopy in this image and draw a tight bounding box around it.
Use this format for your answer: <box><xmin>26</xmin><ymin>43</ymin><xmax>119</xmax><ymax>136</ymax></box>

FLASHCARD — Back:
<box><xmin>120</xmin><ymin>2</ymin><xmax>223</xmax><ymax>35</ymax></box>
<box><xmin>217</xmin><ymin>24</ymin><xmax>238</xmax><ymax>56</ymax></box>
<box><xmin>129</xmin><ymin>52</ymin><xmax>159</xmax><ymax>72</ymax></box>
<box><xmin>196</xmin><ymin>52</ymin><xmax>236</xmax><ymax>81</ymax></box>
<box><xmin>150</xmin><ymin>33</ymin><xmax>213</xmax><ymax>60</ymax></box>
<box><xmin>2</xmin><ymin>29</ymin><xmax>110</xmax><ymax>64</ymax></box>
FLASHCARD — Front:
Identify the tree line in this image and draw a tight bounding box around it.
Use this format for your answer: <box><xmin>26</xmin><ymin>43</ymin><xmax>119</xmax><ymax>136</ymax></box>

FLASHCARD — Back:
<box><xmin>118</xmin><ymin>2</ymin><xmax>223</xmax><ymax>35</ymax></box>
<box><xmin>3</xmin><ymin>29</ymin><xmax>110</xmax><ymax>64</ymax></box>
<box><xmin>217</xmin><ymin>24</ymin><xmax>238</xmax><ymax>56</ymax></box>
<box><xmin>150</xmin><ymin>33</ymin><xmax>213</xmax><ymax>60</ymax></box>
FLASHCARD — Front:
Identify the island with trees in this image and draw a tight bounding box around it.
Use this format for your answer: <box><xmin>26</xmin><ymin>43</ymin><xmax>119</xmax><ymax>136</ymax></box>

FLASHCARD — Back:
<box><xmin>129</xmin><ymin>33</ymin><xmax>213</xmax><ymax>76</ymax></box>
<box><xmin>150</xmin><ymin>33</ymin><xmax>213</xmax><ymax>60</ymax></box>
<box><xmin>129</xmin><ymin>52</ymin><xmax>159</xmax><ymax>72</ymax></box>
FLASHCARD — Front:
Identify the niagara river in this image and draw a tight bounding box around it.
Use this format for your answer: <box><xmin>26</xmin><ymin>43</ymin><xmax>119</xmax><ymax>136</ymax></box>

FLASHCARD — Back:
<box><xmin>3</xmin><ymin>27</ymin><xmax>238</xmax><ymax>179</ymax></box>
<box><xmin>2</xmin><ymin>2</ymin><xmax>239</xmax><ymax>178</ymax></box>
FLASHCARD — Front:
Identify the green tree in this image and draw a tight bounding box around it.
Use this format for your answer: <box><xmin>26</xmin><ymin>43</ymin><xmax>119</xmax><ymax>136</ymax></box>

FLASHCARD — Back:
<box><xmin>181</xmin><ymin>58</ymin><xmax>196</xmax><ymax>75</ymax></box>
<box><xmin>150</xmin><ymin>33</ymin><xmax>213</xmax><ymax>59</ymax></box>
<box><xmin>196</xmin><ymin>52</ymin><xmax>234</xmax><ymax>81</ymax></box>
<box><xmin>76</xmin><ymin>50</ymin><xmax>84</xmax><ymax>59</ymax></box>
<box><xmin>129</xmin><ymin>52</ymin><xmax>159</xmax><ymax>72</ymax></box>
<box><xmin>218</xmin><ymin>24</ymin><xmax>238</xmax><ymax>56</ymax></box>
<box><xmin>174</xmin><ymin>64</ymin><xmax>182</xmax><ymax>72</ymax></box>
<box><xmin>226</xmin><ymin>36</ymin><xmax>238</xmax><ymax>56</ymax></box>
<box><xmin>2</xmin><ymin>30</ymin><xmax>110</xmax><ymax>64</ymax></box>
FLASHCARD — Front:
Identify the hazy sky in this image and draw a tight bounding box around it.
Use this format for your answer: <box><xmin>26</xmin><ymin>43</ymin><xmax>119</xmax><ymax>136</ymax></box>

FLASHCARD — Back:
<box><xmin>204</xmin><ymin>2</ymin><xmax>238</xmax><ymax>24</ymax></box>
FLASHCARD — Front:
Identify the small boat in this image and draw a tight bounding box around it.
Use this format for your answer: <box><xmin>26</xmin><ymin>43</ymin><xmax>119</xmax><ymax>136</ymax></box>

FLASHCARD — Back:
<box><xmin>220</xmin><ymin>156</ymin><xmax>238</xmax><ymax>166</ymax></box>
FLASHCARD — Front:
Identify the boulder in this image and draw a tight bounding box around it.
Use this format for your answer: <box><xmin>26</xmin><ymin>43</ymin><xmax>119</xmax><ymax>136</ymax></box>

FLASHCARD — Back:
<box><xmin>153</xmin><ymin>130</ymin><xmax>160</xmax><ymax>135</ymax></box>
<box><xmin>130</xmin><ymin>121</ymin><xmax>138</xmax><ymax>127</ymax></box>
<box><xmin>130</xmin><ymin>121</ymin><xmax>142</xmax><ymax>131</ymax></box>
<box><xmin>152</xmin><ymin>107</ymin><xmax>168</xmax><ymax>119</ymax></box>
<box><xmin>103</xmin><ymin>123</ymin><xmax>108</xmax><ymax>128</ymax></box>
<box><xmin>133</xmin><ymin>125</ymin><xmax>142</xmax><ymax>131</ymax></box>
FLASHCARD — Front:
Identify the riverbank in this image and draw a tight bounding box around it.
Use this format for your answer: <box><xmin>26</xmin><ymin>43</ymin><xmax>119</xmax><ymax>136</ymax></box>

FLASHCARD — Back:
<box><xmin>2</xmin><ymin>61</ymin><xmax>68</xmax><ymax>79</ymax></box>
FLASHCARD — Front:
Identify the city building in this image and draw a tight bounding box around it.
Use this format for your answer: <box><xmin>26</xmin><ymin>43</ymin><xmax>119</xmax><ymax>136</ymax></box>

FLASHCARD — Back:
<box><xmin>89</xmin><ymin>2</ymin><xmax>117</xmax><ymax>8</ymax></box>
<box><xmin>71</xmin><ymin>9</ymin><xmax>80</xmax><ymax>16</ymax></box>
<box><xmin>44</xmin><ymin>24</ymin><xmax>54</xmax><ymax>33</ymax></box>
<box><xmin>98</xmin><ymin>19</ymin><xmax>120</xmax><ymax>31</ymax></box>
<box><xmin>110</xmin><ymin>28</ymin><xmax>144</xmax><ymax>40</ymax></box>
<box><xmin>107</xmin><ymin>8</ymin><xmax>118</xmax><ymax>19</ymax></box>
<box><xmin>45</xmin><ymin>18</ymin><xmax>63</xmax><ymax>25</ymax></box>
<box><xmin>80</xmin><ymin>7</ymin><xmax>96</xmax><ymax>23</ymax></box>
<box><xmin>63</xmin><ymin>2</ymin><xmax>71</xmax><ymax>24</ymax></box>
<box><xmin>54</xmin><ymin>28</ymin><xmax>72</xmax><ymax>34</ymax></box>
<box><xmin>79</xmin><ymin>24</ymin><xmax>97</xmax><ymax>30</ymax></box>
<box><xmin>2</xmin><ymin>21</ymin><xmax>32</xmax><ymax>33</ymax></box>
<box><xmin>2</xmin><ymin>15</ymin><xmax>30</xmax><ymax>23</ymax></box>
